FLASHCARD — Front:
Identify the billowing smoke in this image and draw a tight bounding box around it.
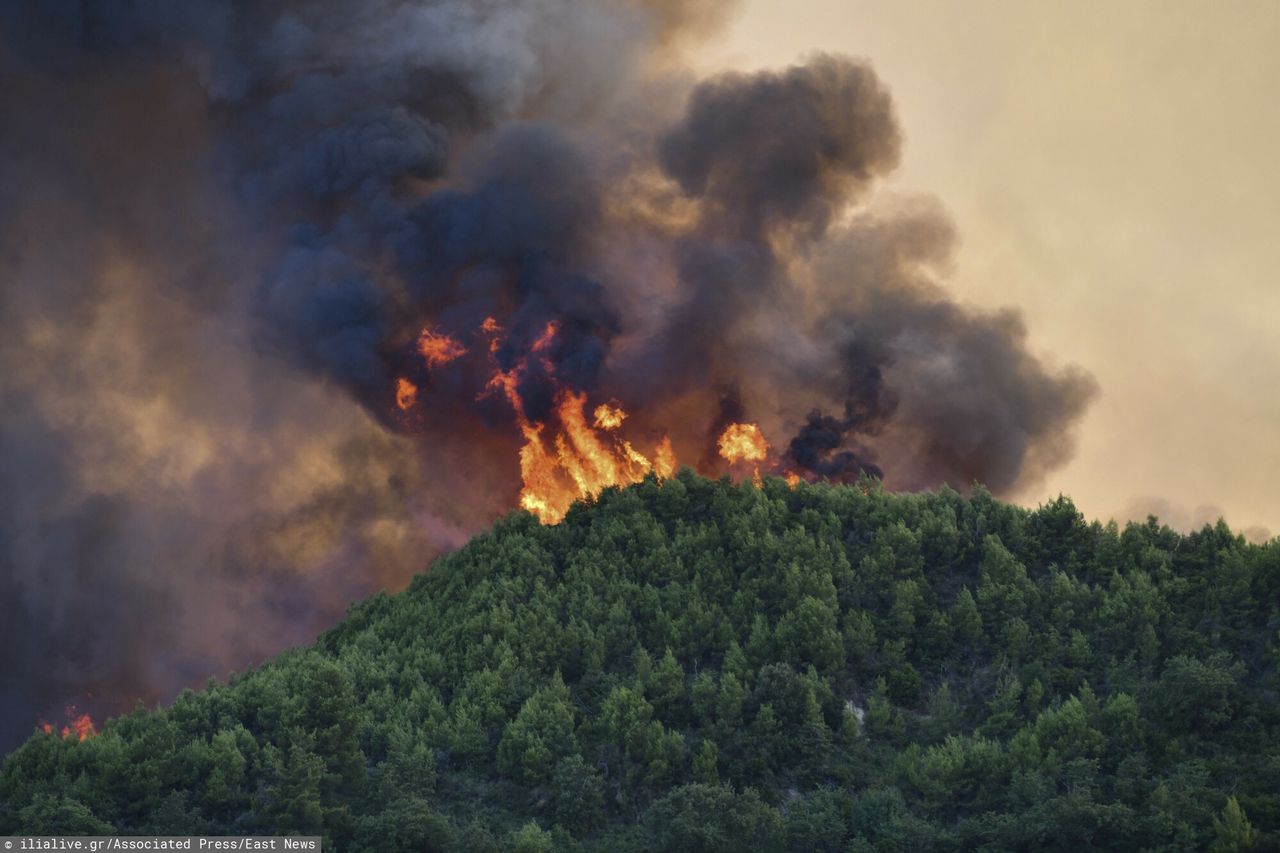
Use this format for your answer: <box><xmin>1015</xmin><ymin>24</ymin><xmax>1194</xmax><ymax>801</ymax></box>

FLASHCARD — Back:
<box><xmin>0</xmin><ymin>0</ymin><xmax>1094</xmax><ymax>748</ymax></box>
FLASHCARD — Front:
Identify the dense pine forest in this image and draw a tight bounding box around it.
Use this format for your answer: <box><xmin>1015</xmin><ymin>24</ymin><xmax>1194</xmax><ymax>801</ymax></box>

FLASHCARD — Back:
<box><xmin>2</xmin><ymin>473</ymin><xmax>1277</xmax><ymax>851</ymax></box>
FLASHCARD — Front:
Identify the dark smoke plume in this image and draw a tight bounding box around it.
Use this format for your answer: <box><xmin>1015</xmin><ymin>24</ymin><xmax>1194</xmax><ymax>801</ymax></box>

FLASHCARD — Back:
<box><xmin>0</xmin><ymin>0</ymin><xmax>1094</xmax><ymax>748</ymax></box>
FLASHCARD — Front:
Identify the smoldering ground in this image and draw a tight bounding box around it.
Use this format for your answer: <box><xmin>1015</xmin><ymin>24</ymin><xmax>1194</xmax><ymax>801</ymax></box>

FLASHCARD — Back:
<box><xmin>0</xmin><ymin>0</ymin><xmax>1093</xmax><ymax>749</ymax></box>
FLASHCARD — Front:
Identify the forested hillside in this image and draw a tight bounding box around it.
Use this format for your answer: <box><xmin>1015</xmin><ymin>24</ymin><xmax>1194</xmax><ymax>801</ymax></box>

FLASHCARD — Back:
<box><xmin>3</xmin><ymin>473</ymin><xmax>1278</xmax><ymax>851</ymax></box>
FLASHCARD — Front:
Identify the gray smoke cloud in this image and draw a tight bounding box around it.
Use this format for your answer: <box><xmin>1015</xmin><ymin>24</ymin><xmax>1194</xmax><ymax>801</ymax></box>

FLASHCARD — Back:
<box><xmin>1118</xmin><ymin>497</ymin><xmax>1272</xmax><ymax>545</ymax></box>
<box><xmin>0</xmin><ymin>0</ymin><xmax>1093</xmax><ymax>749</ymax></box>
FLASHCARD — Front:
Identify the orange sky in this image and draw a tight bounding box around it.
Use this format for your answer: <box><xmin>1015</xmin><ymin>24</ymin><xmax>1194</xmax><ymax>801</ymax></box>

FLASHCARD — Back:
<box><xmin>692</xmin><ymin>0</ymin><xmax>1280</xmax><ymax>537</ymax></box>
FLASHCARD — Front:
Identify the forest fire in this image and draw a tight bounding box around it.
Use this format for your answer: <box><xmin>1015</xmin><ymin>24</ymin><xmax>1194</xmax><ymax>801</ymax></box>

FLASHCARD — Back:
<box><xmin>476</xmin><ymin>318</ymin><xmax>680</xmax><ymax>524</ymax></box>
<box><xmin>0</xmin><ymin>0</ymin><xmax>1104</xmax><ymax>759</ymax></box>
<box><xmin>390</xmin><ymin>315</ymin><xmax>804</xmax><ymax>523</ymax></box>
<box><xmin>40</xmin><ymin>706</ymin><xmax>97</xmax><ymax>741</ymax></box>
<box><xmin>236</xmin><ymin>28</ymin><xmax>1091</xmax><ymax>541</ymax></box>
<box><xmin>390</xmin><ymin>316</ymin><xmax>697</xmax><ymax>524</ymax></box>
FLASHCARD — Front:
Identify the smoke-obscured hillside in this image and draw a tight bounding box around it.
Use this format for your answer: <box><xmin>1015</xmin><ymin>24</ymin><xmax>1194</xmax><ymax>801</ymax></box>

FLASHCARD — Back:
<box><xmin>3</xmin><ymin>474</ymin><xmax>1277</xmax><ymax>851</ymax></box>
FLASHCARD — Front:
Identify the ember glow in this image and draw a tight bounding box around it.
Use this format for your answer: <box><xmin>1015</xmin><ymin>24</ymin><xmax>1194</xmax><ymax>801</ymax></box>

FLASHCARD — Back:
<box><xmin>395</xmin><ymin>377</ymin><xmax>419</xmax><ymax>411</ymax></box>
<box><xmin>416</xmin><ymin>328</ymin><xmax>468</xmax><ymax>368</ymax></box>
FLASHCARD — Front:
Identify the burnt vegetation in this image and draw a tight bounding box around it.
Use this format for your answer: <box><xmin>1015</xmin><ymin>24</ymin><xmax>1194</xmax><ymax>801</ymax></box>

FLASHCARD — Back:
<box><xmin>3</xmin><ymin>473</ymin><xmax>1278</xmax><ymax>851</ymax></box>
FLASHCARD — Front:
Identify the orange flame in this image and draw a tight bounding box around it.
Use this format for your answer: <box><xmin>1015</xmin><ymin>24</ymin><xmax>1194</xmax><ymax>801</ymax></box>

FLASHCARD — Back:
<box><xmin>416</xmin><ymin>327</ymin><xmax>467</xmax><ymax>368</ymax></box>
<box><xmin>533</xmin><ymin>321</ymin><xmax>558</xmax><ymax>352</ymax></box>
<box><xmin>718</xmin><ymin>422</ymin><xmax>770</xmax><ymax>486</ymax></box>
<box><xmin>390</xmin><ymin>325</ymin><xmax>466</xmax><ymax>415</ymax></box>
<box><xmin>395</xmin><ymin>377</ymin><xmax>418</xmax><ymax>411</ymax></box>
<box><xmin>40</xmin><ymin>706</ymin><xmax>97</xmax><ymax>741</ymax></box>
<box><xmin>593</xmin><ymin>402</ymin><xmax>627</xmax><ymax>430</ymax></box>
<box><xmin>718</xmin><ymin>422</ymin><xmax>769</xmax><ymax>463</ymax></box>
<box><xmin>393</xmin><ymin>315</ymin><xmax>789</xmax><ymax>522</ymax></box>
<box><xmin>480</xmin><ymin>315</ymin><xmax>501</xmax><ymax>351</ymax></box>
<box><xmin>480</xmin><ymin>319</ymin><xmax>677</xmax><ymax>524</ymax></box>
<box><xmin>653</xmin><ymin>436</ymin><xmax>677</xmax><ymax>479</ymax></box>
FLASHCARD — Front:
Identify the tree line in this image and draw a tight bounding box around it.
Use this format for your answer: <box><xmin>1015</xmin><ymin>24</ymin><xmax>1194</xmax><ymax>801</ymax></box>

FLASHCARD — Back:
<box><xmin>2</xmin><ymin>472</ymin><xmax>1277</xmax><ymax>851</ymax></box>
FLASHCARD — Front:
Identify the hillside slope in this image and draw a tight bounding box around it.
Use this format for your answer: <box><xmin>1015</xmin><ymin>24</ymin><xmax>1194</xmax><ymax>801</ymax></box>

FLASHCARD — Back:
<box><xmin>2</xmin><ymin>473</ymin><xmax>1278</xmax><ymax>851</ymax></box>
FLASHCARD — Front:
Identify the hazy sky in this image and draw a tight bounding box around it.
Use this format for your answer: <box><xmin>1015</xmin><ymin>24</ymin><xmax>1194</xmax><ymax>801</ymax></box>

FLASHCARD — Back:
<box><xmin>692</xmin><ymin>0</ymin><xmax>1280</xmax><ymax>536</ymax></box>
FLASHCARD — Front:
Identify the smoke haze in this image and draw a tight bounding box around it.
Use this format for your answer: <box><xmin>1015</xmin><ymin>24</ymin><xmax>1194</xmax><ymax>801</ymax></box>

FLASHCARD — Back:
<box><xmin>696</xmin><ymin>0</ymin><xmax>1280</xmax><ymax>542</ymax></box>
<box><xmin>0</xmin><ymin>0</ymin><xmax>1094</xmax><ymax>748</ymax></box>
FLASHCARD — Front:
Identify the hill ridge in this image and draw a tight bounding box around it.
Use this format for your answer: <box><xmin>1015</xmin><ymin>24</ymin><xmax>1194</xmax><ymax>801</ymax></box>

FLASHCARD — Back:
<box><xmin>3</xmin><ymin>473</ymin><xmax>1278</xmax><ymax>851</ymax></box>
